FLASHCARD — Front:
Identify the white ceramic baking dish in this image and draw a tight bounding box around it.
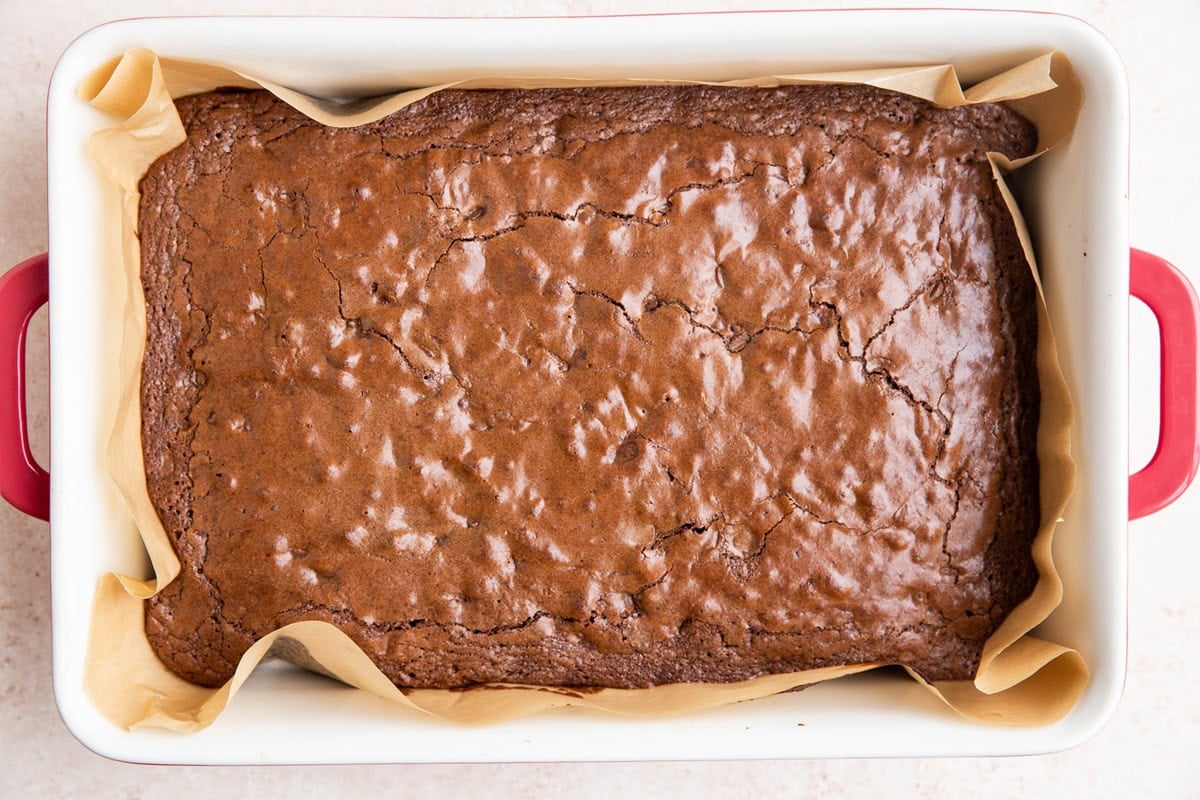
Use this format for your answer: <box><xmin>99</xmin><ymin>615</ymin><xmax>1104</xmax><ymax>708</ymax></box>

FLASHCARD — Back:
<box><xmin>2</xmin><ymin>10</ymin><xmax>1197</xmax><ymax>763</ymax></box>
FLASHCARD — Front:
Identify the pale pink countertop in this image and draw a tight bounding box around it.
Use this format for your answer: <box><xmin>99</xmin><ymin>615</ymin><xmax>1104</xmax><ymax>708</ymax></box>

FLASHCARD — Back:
<box><xmin>2</xmin><ymin>0</ymin><xmax>1196</xmax><ymax>796</ymax></box>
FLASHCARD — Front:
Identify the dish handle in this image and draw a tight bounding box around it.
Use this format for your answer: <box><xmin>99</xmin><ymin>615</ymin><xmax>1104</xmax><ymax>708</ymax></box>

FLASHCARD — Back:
<box><xmin>0</xmin><ymin>253</ymin><xmax>49</xmax><ymax>521</ymax></box>
<box><xmin>1129</xmin><ymin>248</ymin><xmax>1200</xmax><ymax>520</ymax></box>
<box><xmin>2</xmin><ymin>248</ymin><xmax>1195</xmax><ymax>524</ymax></box>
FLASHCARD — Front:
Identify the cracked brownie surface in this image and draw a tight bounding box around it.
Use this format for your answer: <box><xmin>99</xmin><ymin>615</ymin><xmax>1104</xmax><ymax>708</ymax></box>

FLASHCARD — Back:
<box><xmin>138</xmin><ymin>85</ymin><xmax>1039</xmax><ymax>688</ymax></box>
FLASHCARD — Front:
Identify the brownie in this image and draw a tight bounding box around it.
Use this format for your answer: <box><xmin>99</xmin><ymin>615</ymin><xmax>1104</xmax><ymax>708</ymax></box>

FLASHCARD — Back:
<box><xmin>137</xmin><ymin>85</ymin><xmax>1039</xmax><ymax>689</ymax></box>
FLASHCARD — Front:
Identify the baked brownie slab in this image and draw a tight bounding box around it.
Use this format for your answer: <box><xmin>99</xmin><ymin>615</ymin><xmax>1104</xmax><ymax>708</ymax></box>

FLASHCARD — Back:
<box><xmin>138</xmin><ymin>85</ymin><xmax>1038</xmax><ymax>688</ymax></box>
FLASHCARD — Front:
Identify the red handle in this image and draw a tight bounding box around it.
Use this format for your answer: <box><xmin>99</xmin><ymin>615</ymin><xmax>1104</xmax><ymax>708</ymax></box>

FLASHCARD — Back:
<box><xmin>1129</xmin><ymin>248</ymin><xmax>1200</xmax><ymax>520</ymax></box>
<box><xmin>0</xmin><ymin>249</ymin><xmax>1193</xmax><ymax>524</ymax></box>
<box><xmin>0</xmin><ymin>253</ymin><xmax>49</xmax><ymax>521</ymax></box>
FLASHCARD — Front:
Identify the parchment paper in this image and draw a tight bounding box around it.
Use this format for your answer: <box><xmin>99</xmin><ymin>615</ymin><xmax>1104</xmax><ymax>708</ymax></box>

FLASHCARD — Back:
<box><xmin>81</xmin><ymin>48</ymin><xmax>1085</xmax><ymax>731</ymax></box>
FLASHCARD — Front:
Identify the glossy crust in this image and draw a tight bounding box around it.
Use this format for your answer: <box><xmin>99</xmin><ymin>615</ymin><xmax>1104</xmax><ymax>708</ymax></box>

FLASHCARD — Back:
<box><xmin>138</xmin><ymin>86</ymin><xmax>1038</xmax><ymax>689</ymax></box>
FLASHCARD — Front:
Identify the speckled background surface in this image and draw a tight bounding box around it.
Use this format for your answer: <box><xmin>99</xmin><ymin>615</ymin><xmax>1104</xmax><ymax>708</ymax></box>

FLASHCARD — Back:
<box><xmin>2</xmin><ymin>1</ymin><xmax>1197</xmax><ymax>796</ymax></box>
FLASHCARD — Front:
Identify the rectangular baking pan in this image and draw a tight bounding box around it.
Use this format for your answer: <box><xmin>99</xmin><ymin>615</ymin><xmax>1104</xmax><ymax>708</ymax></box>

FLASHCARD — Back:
<box><xmin>2</xmin><ymin>10</ymin><xmax>1197</xmax><ymax>763</ymax></box>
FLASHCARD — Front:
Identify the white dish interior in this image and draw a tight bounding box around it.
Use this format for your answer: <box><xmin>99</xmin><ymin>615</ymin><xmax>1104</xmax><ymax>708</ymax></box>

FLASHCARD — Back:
<box><xmin>46</xmin><ymin>10</ymin><xmax>1129</xmax><ymax>763</ymax></box>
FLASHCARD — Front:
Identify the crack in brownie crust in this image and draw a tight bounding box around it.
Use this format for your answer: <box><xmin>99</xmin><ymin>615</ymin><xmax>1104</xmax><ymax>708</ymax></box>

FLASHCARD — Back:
<box><xmin>138</xmin><ymin>85</ymin><xmax>1039</xmax><ymax>689</ymax></box>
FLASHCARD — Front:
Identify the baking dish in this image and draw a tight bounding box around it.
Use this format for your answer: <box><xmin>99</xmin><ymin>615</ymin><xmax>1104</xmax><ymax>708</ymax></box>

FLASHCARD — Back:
<box><xmin>2</xmin><ymin>10</ymin><xmax>1197</xmax><ymax>763</ymax></box>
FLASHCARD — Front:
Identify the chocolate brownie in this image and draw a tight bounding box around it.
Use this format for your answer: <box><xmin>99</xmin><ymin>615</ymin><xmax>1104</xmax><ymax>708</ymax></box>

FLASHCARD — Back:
<box><xmin>137</xmin><ymin>85</ymin><xmax>1039</xmax><ymax>689</ymax></box>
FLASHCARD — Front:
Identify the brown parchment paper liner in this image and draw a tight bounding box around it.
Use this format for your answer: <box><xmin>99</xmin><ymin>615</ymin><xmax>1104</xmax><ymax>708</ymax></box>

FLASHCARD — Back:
<box><xmin>81</xmin><ymin>48</ymin><xmax>1084</xmax><ymax>731</ymax></box>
